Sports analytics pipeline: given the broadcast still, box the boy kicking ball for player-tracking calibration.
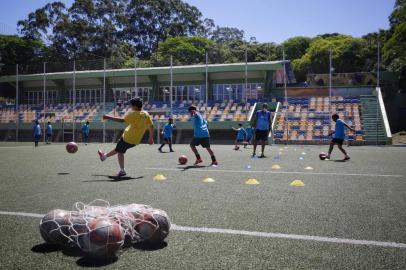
[158,118,175,152]
[232,123,246,150]
[326,114,355,160]
[98,98,154,177]
[188,105,218,166]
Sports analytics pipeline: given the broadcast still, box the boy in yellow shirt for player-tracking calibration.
[98,98,154,177]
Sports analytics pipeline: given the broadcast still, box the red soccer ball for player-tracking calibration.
[178,155,188,165]
[66,142,78,154]
[319,152,327,160]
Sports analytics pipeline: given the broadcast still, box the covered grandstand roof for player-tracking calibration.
[0,61,289,83]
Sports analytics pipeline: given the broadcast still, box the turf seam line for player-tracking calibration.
[1,210,405,249]
[145,168,404,178]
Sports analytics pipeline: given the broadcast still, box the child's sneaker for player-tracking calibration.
[209,161,218,167]
[98,150,106,161]
[194,158,203,166]
[116,169,127,177]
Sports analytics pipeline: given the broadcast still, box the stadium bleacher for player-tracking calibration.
[273,96,364,143]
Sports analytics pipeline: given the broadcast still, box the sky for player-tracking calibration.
[0,0,395,43]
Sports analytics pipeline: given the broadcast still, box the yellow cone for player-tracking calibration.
[153,174,167,181]
[304,166,313,170]
[290,179,305,187]
[203,178,215,183]
[271,164,281,170]
[246,178,260,185]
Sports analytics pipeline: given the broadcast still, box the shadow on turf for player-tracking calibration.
[57,172,70,175]
[177,165,206,171]
[133,241,168,251]
[32,243,118,267]
[84,175,144,182]
[31,243,64,253]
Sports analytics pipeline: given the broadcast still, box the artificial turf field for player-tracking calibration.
[0,142,405,269]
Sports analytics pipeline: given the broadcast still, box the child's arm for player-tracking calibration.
[343,122,355,131]
[147,125,154,145]
[232,127,238,131]
[103,114,125,123]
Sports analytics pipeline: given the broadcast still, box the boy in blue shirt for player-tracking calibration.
[232,123,246,150]
[82,121,90,145]
[188,106,218,166]
[327,114,354,160]
[158,118,175,152]
[46,122,53,144]
[245,124,254,147]
[34,120,41,147]
[252,103,272,158]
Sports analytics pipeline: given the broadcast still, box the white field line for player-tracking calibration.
[1,210,405,249]
[145,167,404,178]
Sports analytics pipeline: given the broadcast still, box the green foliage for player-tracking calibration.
[282,36,311,60]
[153,36,215,66]
[389,0,406,27]
[0,35,45,75]
[383,22,406,72]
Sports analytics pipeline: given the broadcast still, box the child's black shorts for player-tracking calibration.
[115,137,136,153]
[255,129,269,141]
[190,137,210,148]
[332,138,344,145]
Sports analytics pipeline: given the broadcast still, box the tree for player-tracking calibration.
[281,36,311,61]
[17,0,208,63]
[153,36,214,66]
[291,35,369,81]
[383,22,406,73]
[211,26,244,44]
[0,35,45,75]
[389,0,406,28]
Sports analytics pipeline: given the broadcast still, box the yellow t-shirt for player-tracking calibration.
[122,110,153,145]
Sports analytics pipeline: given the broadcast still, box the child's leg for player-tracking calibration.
[261,140,266,155]
[253,139,258,155]
[328,142,334,156]
[337,144,348,156]
[169,138,174,151]
[106,149,118,158]
[206,147,217,162]
[117,152,125,170]
[159,141,165,150]
[190,144,199,157]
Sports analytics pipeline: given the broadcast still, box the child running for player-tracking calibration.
[158,118,175,152]
[188,105,218,166]
[252,103,272,158]
[82,121,90,145]
[98,98,154,177]
[46,121,53,144]
[326,114,355,160]
[232,123,246,150]
[34,120,41,147]
[245,124,254,147]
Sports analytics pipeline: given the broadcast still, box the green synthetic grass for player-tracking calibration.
[0,143,405,269]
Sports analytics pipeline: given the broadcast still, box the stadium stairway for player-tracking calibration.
[360,95,387,144]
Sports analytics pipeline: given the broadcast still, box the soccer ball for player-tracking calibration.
[39,209,72,245]
[78,218,124,257]
[319,152,327,160]
[178,155,188,165]
[66,142,78,154]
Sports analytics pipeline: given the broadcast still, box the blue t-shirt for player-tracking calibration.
[334,119,345,139]
[255,110,271,130]
[34,124,41,136]
[192,113,210,138]
[46,124,53,135]
[82,124,90,135]
[246,127,254,138]
[163,123,174,138]
[236,127,246,140]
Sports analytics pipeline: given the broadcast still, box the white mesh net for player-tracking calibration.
[39,200,170,257]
